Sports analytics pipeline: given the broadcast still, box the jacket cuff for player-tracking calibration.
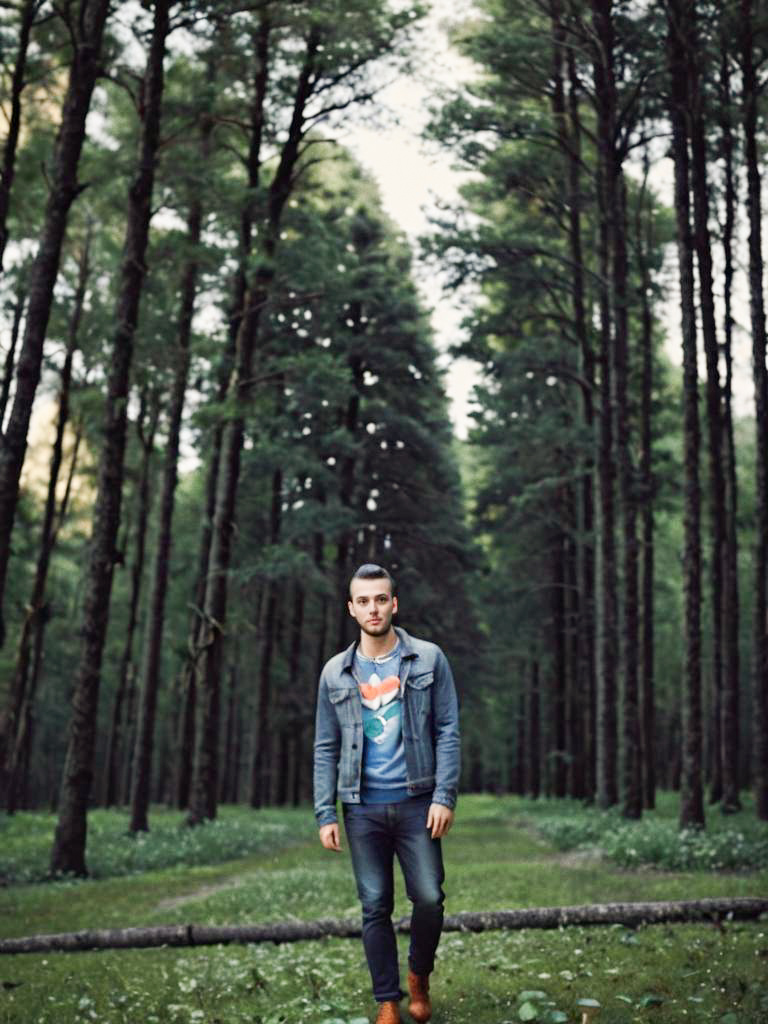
[316,806,339,827]
[430,789,456,811]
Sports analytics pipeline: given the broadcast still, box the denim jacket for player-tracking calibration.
[313,626,460,826]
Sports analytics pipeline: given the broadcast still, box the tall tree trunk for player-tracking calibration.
[514,688,526,795]
[566,44,597,805]
[50,0,172,875]
[565,520,584,798]
[740,0,768,821]
[102,392,160,807]
[0,230,90,807]
[0,288,27,432]
[335,353,363,651]
[681,6,727,808]
[528,659,541,799]
[286,581,306,806]
[129,192,203,833]
[0,0,42,269]
[220,655,239,804]
[718,46,741,814]
[591,0,641,820]
[591,8,618,813]
[187,28,320,826]
[551,525,567,798]
[551,6,589,802]
[175,666,196,809]
[314,527,329,678]
[0,0,111,648]
[667,0,705,830]
[250,464,283,808]
[635,156,656,811]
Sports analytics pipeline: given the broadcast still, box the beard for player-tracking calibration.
[360,614,393,637]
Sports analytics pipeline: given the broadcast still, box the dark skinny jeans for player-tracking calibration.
[343,794,445,1002]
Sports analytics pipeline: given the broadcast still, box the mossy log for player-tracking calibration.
[1,897,766,955]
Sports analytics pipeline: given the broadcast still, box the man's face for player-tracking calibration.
[348,577,398,637]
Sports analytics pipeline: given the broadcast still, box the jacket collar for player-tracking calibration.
[341,625,416,674]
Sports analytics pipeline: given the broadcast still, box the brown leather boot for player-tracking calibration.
[374,1000,401,1024]
[407,970,431,1023]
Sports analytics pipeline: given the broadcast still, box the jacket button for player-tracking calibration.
[352,743,358,750]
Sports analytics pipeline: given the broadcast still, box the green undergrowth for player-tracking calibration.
[1,794,767,1023]
[517,792,768,872]
[0,805,317,884]
[2,923,767,1024]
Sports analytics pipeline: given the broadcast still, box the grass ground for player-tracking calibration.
[1,794,767,1024]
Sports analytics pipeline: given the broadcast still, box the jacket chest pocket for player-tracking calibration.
[406,671,434,718]
[329,686,359,728]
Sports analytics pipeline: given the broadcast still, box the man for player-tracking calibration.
[313,564,460,1024]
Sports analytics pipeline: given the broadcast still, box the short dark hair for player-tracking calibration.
[349,563,396,598]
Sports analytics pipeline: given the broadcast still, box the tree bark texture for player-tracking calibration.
[3,898,766,956]
[0,0,111,649]
[286,580,306,805]
[250,462,283,809]
[50,0,172,875]
[635,159,656,811]
[667,0,705,830]
[566,44,596,803]
[591,0,641,820]
[551,525,567,798]
[682,7,727,809]
[129,191,203,833]
[528,659,541,798]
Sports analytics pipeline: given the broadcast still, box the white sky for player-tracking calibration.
[339,0,481,438]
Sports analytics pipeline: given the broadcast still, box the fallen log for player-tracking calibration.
[2,897,766,955]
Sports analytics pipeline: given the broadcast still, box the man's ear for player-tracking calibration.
[348,600,355,618]
[392,596,398,616]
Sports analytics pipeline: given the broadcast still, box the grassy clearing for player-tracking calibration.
[1,794,767,1024]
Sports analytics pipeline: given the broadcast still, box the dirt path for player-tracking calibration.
[154,876,246,912]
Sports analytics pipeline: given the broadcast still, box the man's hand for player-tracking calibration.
[319,823,341,852]
[426,803,454,839]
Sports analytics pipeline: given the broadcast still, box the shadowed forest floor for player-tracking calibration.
[1,795,767,1024]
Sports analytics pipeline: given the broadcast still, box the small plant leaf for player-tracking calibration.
[542,1010,568,1023]
[519,1000,540,1021]
[638,993,664,1007]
